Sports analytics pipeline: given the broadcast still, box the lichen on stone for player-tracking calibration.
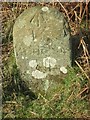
[60,66,67,74]
[22,56,24,59]
[26,70,30,74]
[43,57,56,68]
[58,46,61,50]
[41,7,49,12]
[29,60,37,69]
[32,70,47,79]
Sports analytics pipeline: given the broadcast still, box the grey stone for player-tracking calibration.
[13,6,71,95]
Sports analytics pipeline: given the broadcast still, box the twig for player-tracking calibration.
[5,101,17,104]
[29,111,39,117]
[76,86,88,98]
[57,0,70,21]
[66,91,74,103]
[78,37,90,68]
[75,60,90,81]
[68,4,79,15]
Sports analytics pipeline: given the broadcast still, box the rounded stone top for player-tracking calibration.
[13,6,65,32]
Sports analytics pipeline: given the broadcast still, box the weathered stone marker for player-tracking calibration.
[13,6,71,95]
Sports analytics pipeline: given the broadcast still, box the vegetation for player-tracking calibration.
[1,1,90,119]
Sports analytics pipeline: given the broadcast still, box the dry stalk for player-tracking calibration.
[76,86,89,98]
[79,3,83,19]
[85,0,89,29]
[57,0,70,21]
[66,91,74,103]
[75,37,90,85]
[68,4,79,15]
[29,111,39,117]
[75,60,89,80]
[78,37,90,68]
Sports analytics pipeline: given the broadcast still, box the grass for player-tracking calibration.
[1,2,90,119]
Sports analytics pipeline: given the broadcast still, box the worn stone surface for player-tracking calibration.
[13,6,71,95]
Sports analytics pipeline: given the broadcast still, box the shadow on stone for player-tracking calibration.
[18,80,37,100]
[10,64,37,101]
